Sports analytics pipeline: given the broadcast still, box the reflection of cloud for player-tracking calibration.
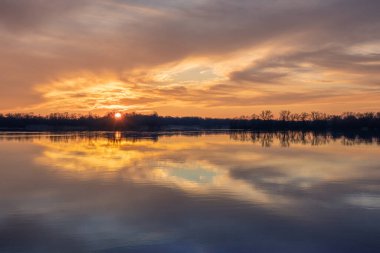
[34,135,283,205]
[345,195,380,209]
[32,133,380,209]
[1,133,380,252]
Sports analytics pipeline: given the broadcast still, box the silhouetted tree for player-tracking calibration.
[299,112,309,121]
[260,110,273,121]
[279,110,291,121]
[0,110,379,132]
[251,113,260,120]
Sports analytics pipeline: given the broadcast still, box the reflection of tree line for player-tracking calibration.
[229,131,380,147]
[0,131,224,143]
[0,131,379,147]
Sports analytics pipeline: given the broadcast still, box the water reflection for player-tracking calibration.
[1,130,379,146]
[0,132,379,253]
[229,131,380,147]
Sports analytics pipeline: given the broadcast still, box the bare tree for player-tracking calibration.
[299,112,309,121]
[260,110,273,121]
[279,110,291,121]
[342,112,355,119]
[290,113,300,121]
[251,113,260,120]
[311,111,325,121]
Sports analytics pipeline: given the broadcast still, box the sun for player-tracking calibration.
[114,112,122,119]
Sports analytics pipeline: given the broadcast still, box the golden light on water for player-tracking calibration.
[29,133,380,209]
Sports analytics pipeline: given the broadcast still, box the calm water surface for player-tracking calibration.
[0,132,379,253]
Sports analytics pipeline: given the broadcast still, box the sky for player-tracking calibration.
[0,0,380,117]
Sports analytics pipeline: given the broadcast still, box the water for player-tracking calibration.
[0,131,379,253]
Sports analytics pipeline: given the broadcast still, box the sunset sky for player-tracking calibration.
[1,0,380,117]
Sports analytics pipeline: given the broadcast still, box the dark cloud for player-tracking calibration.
[230,70,289,84]
[0,0,88,31]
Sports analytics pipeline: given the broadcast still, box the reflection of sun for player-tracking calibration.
[115,112,122,119]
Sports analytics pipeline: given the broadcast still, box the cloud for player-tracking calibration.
[0,0,380,114]
[230,46,380,85]
[0,0,88,31]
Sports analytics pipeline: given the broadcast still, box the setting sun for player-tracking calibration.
[114,112,122,119]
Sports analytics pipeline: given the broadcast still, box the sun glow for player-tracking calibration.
[114,112,122,119]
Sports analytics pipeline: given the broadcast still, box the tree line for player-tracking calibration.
[0,111,379,132]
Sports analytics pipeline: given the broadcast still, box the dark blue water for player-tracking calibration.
[0,132,379,253]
